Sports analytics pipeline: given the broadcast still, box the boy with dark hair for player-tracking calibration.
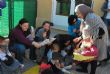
[68,15,81,38]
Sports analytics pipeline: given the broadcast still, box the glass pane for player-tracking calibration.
[56,2,60,15]
[56,1,70,16]
[0,1,9,36]
[62,3,70,15]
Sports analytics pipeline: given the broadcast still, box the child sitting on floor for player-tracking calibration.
[47,40,73,74]
[39,57,53,74]
[0,36,21,73]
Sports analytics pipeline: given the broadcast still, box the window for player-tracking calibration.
[76,0,92,7]
[56,0,71,16]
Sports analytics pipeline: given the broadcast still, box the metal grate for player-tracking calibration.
[0,0,24,36]
[0,1,9,36]
[14,1,24,27]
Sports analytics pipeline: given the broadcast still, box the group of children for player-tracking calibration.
[26,20,77,74]
[39,34,75,74]
[0,33,75,74]
[0,14,107,74]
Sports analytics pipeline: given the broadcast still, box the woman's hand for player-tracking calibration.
[32,41,41,48]
[73,37,82,43]
[43,32,47,38]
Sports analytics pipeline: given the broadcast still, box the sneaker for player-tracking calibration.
[32,60,37,63]
[20,64,24,69]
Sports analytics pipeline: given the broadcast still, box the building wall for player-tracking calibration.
[36,0,52,27]
[36,0,105,28]
[93,0,104,16]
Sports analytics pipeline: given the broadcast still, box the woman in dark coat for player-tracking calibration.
[9,18,40,64]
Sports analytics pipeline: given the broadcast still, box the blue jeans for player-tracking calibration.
[9,43,26,64]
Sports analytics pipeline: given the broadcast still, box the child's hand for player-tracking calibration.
[73,29,80,33]
[43,32,47,38]
[74,48,82,53]
[55,63,61,69]
[60,63,64,68]
[73,29,77,33]
[32,42,41,48]
[55,60,61,69]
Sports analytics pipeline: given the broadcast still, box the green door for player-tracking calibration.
[24,0,37,27]
[0,0,37,36]
[0,0,9,36]
[14,0,24,27]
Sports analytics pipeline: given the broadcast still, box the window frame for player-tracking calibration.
[56,0,71,16]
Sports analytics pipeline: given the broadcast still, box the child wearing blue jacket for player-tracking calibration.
[68,15,81,39]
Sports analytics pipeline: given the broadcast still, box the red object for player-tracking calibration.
[81,45,98,57]
[39,63,51,70]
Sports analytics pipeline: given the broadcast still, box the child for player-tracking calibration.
[0,36,21,74]
[68,15,81,39]
[54,34,74,66]
[47,40,72,74]
[39,57,52,74]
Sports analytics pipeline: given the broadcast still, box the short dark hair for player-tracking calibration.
[52,52,63,61]
[52,34,72,51]
[16,18,29,28]
[68,15,78,25]
[19,18,29,25]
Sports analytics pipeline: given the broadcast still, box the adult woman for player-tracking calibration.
[32,21,53,64]
[74,4,109,74]
[34,21,53,42]
[8,18,41,64]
